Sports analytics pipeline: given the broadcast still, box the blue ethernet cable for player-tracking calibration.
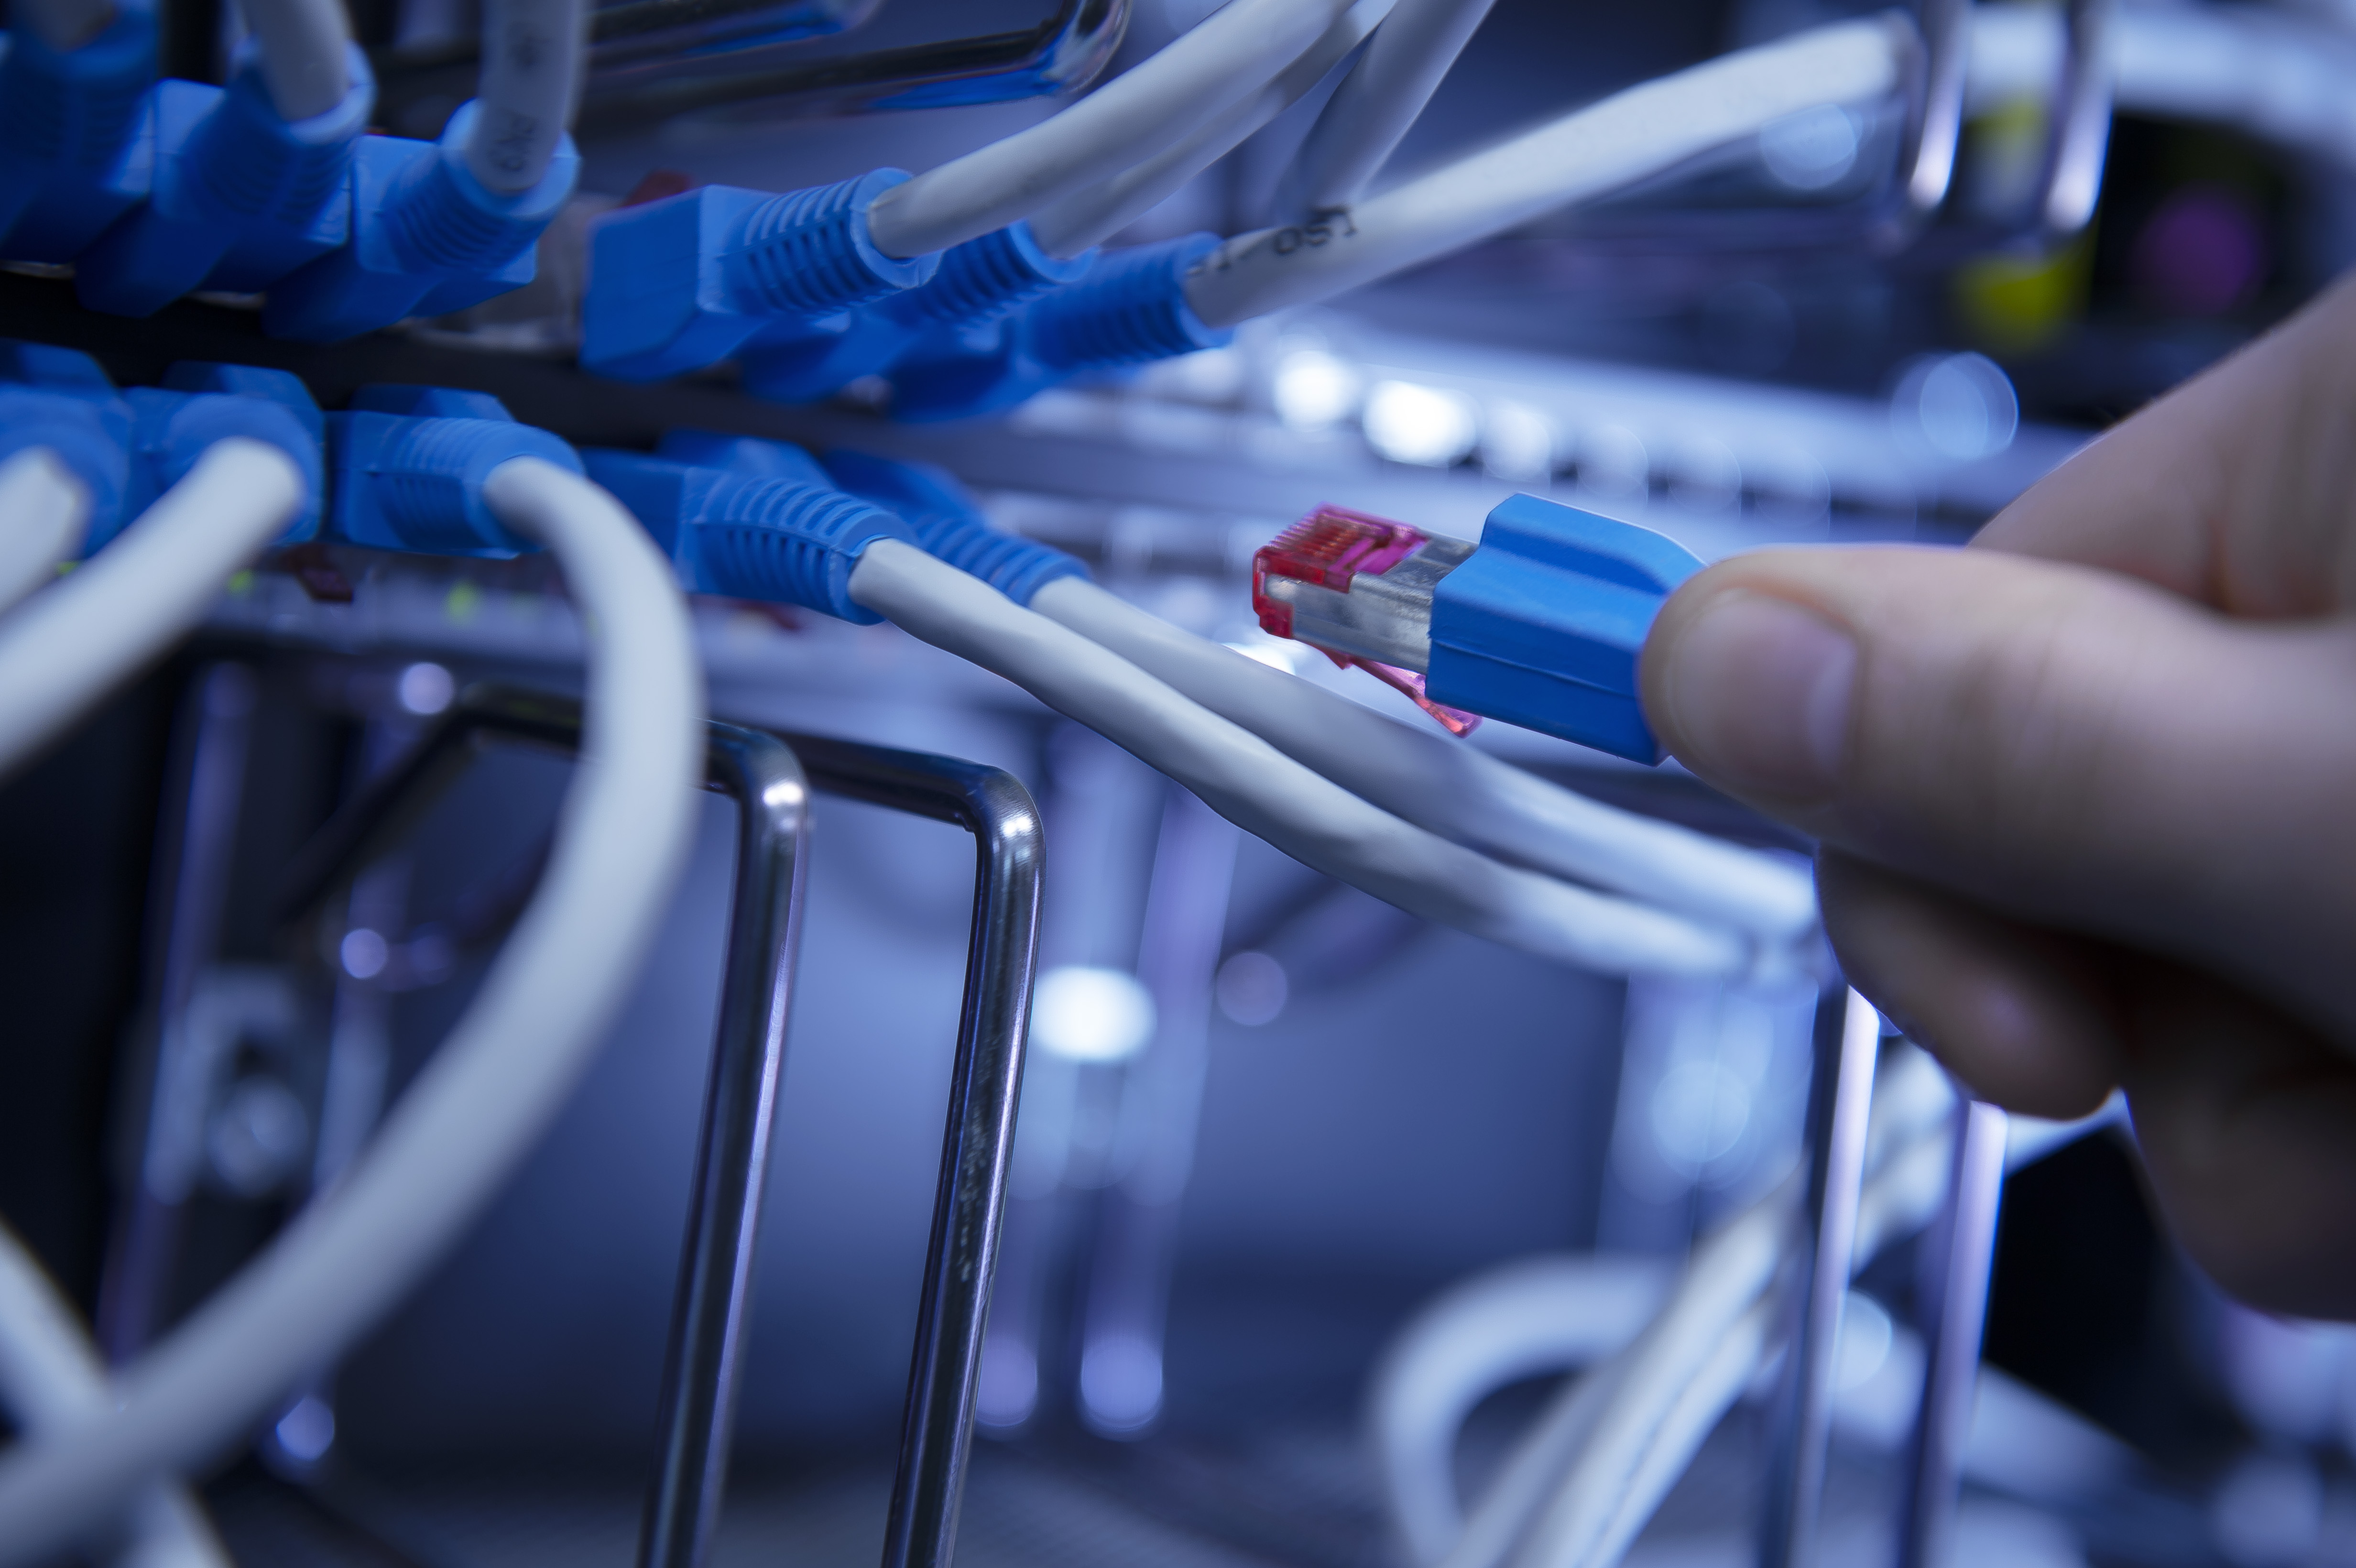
[581,436,916,620]
[738,221,1093,404]
[579,170,940,383]
[326,384,578,557]
[264,99,581,343]
[1252,495,1705,763]
[0,0,158,261]
[887,232,1231,422]
[73,38,374,317]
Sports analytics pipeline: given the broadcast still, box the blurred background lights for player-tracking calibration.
[1760,104,1861,191]
[1031,965,1157,1063]
[1893,351,2020,461]
[1214,950,1288,1025]
[397,660,454,715]
[1649,1058,1752,1176]
[1575,423,1651,506]
[1481,399,1557,482]
[1362,380,1480,467]
[1270,347,1363,430]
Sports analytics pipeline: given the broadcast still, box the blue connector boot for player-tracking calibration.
[741,221,1091,404]
[265,99,580,342]
[0,0,157,260]
[820,449,1086,606]
[0,340,132,544]
[579,170,938,383]
[74,40,373,316]
[327,384,578,557]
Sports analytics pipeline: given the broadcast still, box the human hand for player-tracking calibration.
[1637,276,2356,1317]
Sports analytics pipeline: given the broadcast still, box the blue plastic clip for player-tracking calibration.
[0,340,131,546]
[1426,495,1703,764]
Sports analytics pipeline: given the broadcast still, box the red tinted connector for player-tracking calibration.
[1253,505,1427,638]
[1250,504,1481,736]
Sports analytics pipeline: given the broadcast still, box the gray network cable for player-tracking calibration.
[0,448,89,614]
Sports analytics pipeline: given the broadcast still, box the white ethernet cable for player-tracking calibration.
[10,0,116,50]
[850,539,1749,979]
[1028,0,1397,259]
[0,439,302,783]
[0,449,90,616]
[1440,1062,2126,1568]
[863,0,1362,260]
[0,459,702,1568]
[0,1223,229,1568]
[466,0,589,194]
[237,0,357,122]
[1278,0,1500,222]
[1183,14,1912,328]
[1027,576,1820,958]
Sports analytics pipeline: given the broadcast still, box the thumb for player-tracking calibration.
[1638,544,2356,1037]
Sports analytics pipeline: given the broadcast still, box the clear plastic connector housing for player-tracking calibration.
[1252,504,1480,734]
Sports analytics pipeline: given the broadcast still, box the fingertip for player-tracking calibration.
[1817,849,2124,1120]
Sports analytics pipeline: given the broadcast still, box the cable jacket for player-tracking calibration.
[1281,0,1498,219]
[852,540,1744,977]
[0,459,702,1567]
[465,0,587,194]
[1029,577,1816,958]
[0,449,89,615]
[0,1223,229,1568]
[1028,0,1395,258]
[864,0,1359,259]
[236,0,355,121]
[1184,15,1909,327]
[0,439,300,783]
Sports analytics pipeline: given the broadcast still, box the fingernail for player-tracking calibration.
[1657,590,1855,795]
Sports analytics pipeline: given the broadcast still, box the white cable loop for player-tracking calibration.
[0,458,702,1567]
[864,0,1360,259]
[1028,0,1396,259]
[466,0,588,194]
[852,541,1747,977]
[0,439,301,784]
[1279,0,1499,221]
[0,449,90,616]
[237,0,356,121]
[1183,15,1911,327]
[1029,577,1818,956]
[0,1224,229,1568]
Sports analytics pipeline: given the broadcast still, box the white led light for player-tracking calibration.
[1892,351,2020,462]
[1272,348,1363,430]
[1759,104,1860,191]
[1031,965,1157,1063]
[397,661,455,715]
[1363,380,1479,468]
[340,927,389,980]
[1482,400,1557,483]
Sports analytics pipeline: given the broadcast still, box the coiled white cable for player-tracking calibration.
[0,459,702,1567]
[851,540,1747,978]
[863,0,1361,260]
[238,0,356,121]
[1027,0,1397,259]
[0,439,301,783]
[1279,0,1499,221]
[1183,14,1911,327]
[1028,576,1819,958]
[0,449,90,615]
[466,0,588,194]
